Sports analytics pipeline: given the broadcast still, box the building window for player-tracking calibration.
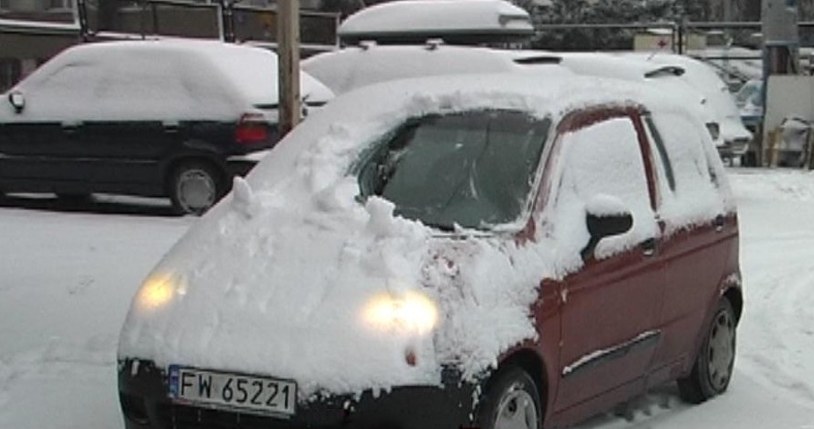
[0,58,23,92]
[47,0,73,11]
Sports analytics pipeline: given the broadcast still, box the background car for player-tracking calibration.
[118,73,742,429]
[0,40,334,214]
[303,45,725,154]
[622,52,754,164]
[736,78,763,132]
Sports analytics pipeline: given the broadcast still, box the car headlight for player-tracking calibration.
[363,290,438,335]
[135,273,183,311]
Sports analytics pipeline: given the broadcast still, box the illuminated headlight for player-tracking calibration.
[135,273,184,311]
[363,290,438,335]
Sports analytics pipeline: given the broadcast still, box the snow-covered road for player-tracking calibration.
[1,169,813,428]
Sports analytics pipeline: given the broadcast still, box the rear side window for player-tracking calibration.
[649,112,726,229]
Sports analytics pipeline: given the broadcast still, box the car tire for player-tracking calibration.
[476,366,542,429]
[169,161,225,216]
[677,298,737,404]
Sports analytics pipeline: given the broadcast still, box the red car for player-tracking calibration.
[118,72,741,429]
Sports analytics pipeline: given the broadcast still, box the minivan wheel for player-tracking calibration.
[476,367,542,429]
[169,161,224,216]
[678,298,737,404]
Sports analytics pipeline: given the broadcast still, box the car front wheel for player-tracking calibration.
[169,161,225,215]
[678,298,737,404]
[477,367,542,429]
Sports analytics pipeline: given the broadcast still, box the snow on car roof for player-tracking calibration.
[337,0,534,40]
[10,39,333,120]
[302,44,565,95]
[119,72,732,400]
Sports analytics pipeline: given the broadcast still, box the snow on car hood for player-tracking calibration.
[117,73,709,399]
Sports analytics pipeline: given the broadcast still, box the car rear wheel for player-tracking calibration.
[678,298,737,404]
[476,367,542,429]
[169,161,225,216]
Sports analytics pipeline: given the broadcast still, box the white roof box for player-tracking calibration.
[338,0,535,45]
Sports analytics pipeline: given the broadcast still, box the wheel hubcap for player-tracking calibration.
[707,309,736,391]
[494,384,537,429]
[177,169,216,213]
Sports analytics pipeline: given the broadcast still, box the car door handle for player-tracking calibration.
[714,215,725,232]
[61,122,80,133]
[641,238,657,257]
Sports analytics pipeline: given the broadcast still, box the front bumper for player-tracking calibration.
[118,359,478,429]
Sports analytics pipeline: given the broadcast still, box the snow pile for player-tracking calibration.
[118,73,734,398]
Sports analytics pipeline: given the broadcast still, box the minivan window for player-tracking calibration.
[358,110,550,230]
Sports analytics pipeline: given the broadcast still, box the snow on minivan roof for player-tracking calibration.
[301,44,566,95]
[14,39,333,117]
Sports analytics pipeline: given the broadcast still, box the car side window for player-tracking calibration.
[550,115,657,259]
[24,62,106,119]
[648,112,726,229]
[642,114,676,193]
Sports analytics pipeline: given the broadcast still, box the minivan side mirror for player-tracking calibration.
[8,91,25,114]
[580,195,633,261]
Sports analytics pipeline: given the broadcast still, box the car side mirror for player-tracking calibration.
[8,91,25,113]
[580,195,633,261]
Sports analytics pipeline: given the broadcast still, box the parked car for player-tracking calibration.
[735,78,763,132]
[621,53,754,164]
[117,73,742,429]
[0,40,334,214]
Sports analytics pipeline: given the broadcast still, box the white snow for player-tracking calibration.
[3,168,814,428]
[337,0,533,38]
[2,40,334,122]
[302,44,567,96]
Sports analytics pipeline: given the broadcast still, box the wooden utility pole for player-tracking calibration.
[277,0,301,137]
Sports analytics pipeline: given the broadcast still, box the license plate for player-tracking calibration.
[168,366,296,416]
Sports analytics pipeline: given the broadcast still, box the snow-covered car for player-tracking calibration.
[621,53,754,163]
[117,73,742,429]
[0,40,334,215]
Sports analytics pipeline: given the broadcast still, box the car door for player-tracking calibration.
[545,109,666,413]
[0,60,104,191]
[641,112,737,378]
[0,118,79,191]
[78,120,177,194]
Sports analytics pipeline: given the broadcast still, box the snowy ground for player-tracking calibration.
[1,169,813,428]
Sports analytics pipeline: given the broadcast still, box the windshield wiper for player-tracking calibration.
[421,221,455,232]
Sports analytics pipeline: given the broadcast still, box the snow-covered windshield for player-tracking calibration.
[357,110,550,231]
